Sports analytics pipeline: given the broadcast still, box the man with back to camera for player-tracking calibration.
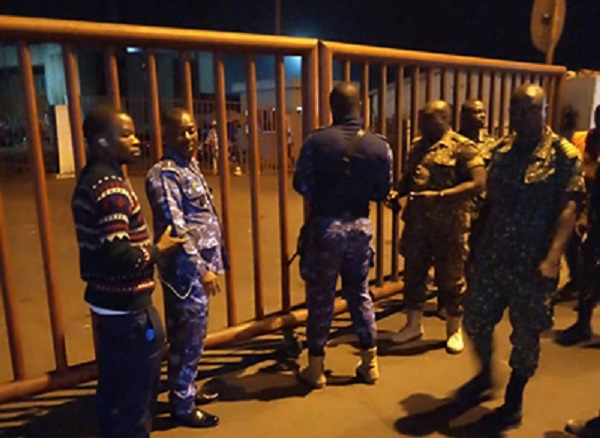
[293,82,392,388]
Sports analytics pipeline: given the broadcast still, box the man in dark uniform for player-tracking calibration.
[563,161,600,437]
[146,108,223,428]
[556,104,600,345]
[459,84,585,430]
[389,101,485,355]
[293,82,392,388]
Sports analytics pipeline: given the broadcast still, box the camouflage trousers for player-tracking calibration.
[463,259,555,378]
[400,220,468,316]
[162,278,209,416]
[300,216,376,356]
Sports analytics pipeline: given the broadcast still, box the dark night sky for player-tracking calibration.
[1,0,598,70]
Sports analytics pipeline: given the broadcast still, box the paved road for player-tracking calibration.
[0,298,598,438]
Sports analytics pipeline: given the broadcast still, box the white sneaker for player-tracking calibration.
[446,317,464,354]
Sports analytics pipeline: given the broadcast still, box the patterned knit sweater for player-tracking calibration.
[71,161,158,311]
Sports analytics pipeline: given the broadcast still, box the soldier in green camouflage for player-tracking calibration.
[459,99,497,167]
[390,100,486,355]
[457,84,585,431]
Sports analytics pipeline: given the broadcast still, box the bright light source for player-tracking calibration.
[296,106,303,112]
[126,47,142,54]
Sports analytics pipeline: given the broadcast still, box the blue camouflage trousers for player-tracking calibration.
[300,216,376,356]
[162,278,209,416]
[463,259,554,378]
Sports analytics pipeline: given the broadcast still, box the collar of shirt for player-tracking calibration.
[89,159,124,176]
[332,117,364,129]
[419,129,455,152]
[532,127,557,159]
[163,147,192,168]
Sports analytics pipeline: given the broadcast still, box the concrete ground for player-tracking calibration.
[0,298,598,438]
[1,172,598,437]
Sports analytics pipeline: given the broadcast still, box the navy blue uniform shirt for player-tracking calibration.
[293,118,393,218]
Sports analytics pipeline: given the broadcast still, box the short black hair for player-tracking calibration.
[559,106,578,133]
[330,82,360,120]
[162,107,189,131]
[83,105,119,148]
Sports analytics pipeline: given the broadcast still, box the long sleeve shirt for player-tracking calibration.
[293,118,393,218]
[146,149,225,291]
[71,161,158,311]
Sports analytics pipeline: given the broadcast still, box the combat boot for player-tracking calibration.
[565,416,600,437]
[356,347,379,384]
[482,371,528,431]
[555,322,592,346]
[446,316,464,354]
[391,310,423,344]
[298,355,326,389]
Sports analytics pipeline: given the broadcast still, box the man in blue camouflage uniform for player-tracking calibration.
[146,108,224,428]
[388,101,486,355]
[457,84,585,431]
[293,82,392,389]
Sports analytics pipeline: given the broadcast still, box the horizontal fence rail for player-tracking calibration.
[318,40,567,298]
[0,15,566,403]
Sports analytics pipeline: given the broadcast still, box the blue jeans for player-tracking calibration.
[94,305,165,438]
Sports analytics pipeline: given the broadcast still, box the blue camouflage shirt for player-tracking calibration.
[146,148,225,287]
[293,118,393,218]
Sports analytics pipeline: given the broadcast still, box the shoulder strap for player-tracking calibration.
[341,129,365,176]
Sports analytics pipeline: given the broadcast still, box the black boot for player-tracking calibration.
[565,416,600,437]
[556,293,594,346]
[555,322,593,346]
[483,371,527,430]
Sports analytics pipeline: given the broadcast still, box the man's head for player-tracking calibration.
[509,84,546,140]
[163,108,198,160]
[330,82,360,123]
[559,106,578,139]
[460,99,486,132]
[83,105,140,165]
[420,100,451,143]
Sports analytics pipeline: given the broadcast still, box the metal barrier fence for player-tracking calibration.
[318,41,566,290]
[0,16,566,403]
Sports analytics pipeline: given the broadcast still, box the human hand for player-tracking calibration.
[575,217,588,237]
[538,257,560,280]
[202,271,221,296]
[156,225,186,253]
[384,190,402,212]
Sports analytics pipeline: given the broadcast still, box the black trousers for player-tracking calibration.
[94,305,165,438]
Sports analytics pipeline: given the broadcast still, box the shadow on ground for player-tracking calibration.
[0,334,314,437]
[0,386,99,438]
[393,393,524,438]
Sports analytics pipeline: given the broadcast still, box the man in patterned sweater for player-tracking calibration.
[71,105,183,438]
